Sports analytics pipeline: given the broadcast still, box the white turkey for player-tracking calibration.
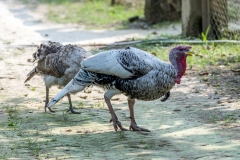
[47,45,192,131]
[25,41,92,114]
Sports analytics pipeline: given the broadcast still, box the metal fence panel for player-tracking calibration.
[210,0,240,40]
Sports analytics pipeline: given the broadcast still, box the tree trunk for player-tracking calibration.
[182,0,202,37]
[144,0,181,24]
[111,0,115,6]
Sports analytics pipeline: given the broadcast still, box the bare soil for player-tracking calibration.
[0,0,239,159]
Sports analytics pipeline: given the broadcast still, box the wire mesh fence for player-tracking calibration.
[210,0,240,40]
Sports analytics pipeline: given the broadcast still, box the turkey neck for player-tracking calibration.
[170,56,187,84]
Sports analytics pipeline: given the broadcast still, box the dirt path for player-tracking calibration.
[0,0,181,46]
[0,0,240,160]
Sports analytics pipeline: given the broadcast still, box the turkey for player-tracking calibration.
[47,46,192,132]
[25,41,92,114]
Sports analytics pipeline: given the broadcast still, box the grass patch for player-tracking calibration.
[21,0,144,29]
[3,105,18,113]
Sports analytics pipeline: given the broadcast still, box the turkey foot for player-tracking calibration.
[66,108,81,114]
[45,93,81,114]
[46,104,80,114]
[160,91,170,102]
[110,116,127,131]
[129,117,151,132]
[46,106,56,113]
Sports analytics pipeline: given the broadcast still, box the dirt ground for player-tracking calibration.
[0,0,240,160]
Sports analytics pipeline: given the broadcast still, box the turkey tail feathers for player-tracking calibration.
[24,67,38,83]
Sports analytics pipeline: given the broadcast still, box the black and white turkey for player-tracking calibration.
[47,46,192,131]
[25,41,91,114]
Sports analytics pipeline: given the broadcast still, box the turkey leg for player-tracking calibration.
[104,95,127,131]
[128,98,150,132]
[66,93,81,114]
[44,86,55,113]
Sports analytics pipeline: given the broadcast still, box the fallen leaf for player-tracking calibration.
[217,100,233,104]
[151,31,157,34]
[199,72,209,76]
[84,89,92,93]
[79,95,87,99]
[212,84,220,87]
[226,100,234,103]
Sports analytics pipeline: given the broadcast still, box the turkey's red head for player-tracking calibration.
[169,46,192,84]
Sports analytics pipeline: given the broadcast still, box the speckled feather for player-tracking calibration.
[25,41,92,89]
[74,47,177,100]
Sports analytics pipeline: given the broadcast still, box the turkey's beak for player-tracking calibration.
[186,51,193,56]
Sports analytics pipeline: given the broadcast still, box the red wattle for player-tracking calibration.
[174,78,181,84]
[181,57,187,76]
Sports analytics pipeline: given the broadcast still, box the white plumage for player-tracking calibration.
[82,51,133,78]
[25,41,91,113]
[47,45,192,132]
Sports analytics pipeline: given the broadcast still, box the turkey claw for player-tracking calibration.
[110,118,127,131]
[129,122,151,132]
[45,106,56,113]
[67,108,81,114]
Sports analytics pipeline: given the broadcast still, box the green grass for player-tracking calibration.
[133,43,240,70]
[22,0,144,29]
